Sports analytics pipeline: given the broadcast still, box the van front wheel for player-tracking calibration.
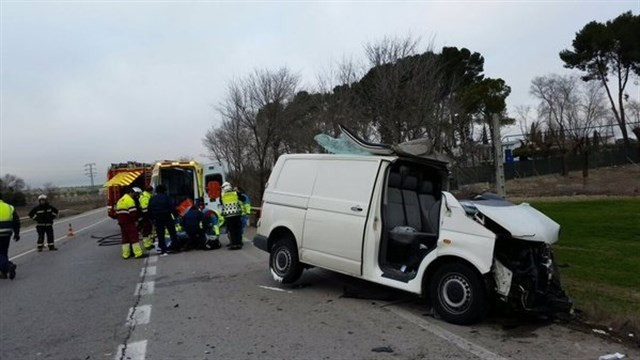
[270,238,303,284]
[430,262,487,325]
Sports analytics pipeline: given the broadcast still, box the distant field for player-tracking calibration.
[532,198,640,333]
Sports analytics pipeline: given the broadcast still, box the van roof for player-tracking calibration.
[279,153,397,162]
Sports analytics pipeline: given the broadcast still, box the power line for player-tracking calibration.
[84,163,96,187]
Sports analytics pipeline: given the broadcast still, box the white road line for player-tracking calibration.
[126,305,152,327]
[147,255,158,264]
[9,218,109,261]
[134,281,155,296]
[389,306,507,360]
[116,340,147,360]
[258,285,292,293]
[20,207,106,235]
[142,266,156,277]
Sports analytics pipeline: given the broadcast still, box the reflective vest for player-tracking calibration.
[0,200,16,236]
[241,194,251,216]
[115,194,137,218]
[221,191,242,217]
[139,191,152,213]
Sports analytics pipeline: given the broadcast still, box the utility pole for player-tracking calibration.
[492,114,506,198]
[84,163,96,187]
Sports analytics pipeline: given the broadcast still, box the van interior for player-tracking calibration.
[379,160,444,282]
[160,167,196,206]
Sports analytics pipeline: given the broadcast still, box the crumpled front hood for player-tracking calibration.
[473,202,561,244]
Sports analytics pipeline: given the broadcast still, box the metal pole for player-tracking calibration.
[492,114,506,198]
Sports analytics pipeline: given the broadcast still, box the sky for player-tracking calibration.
[1,1,638,187]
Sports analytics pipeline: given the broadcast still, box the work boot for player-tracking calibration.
[48,245,58,251]
[37,245,44,252]
[132,243,144,258]
[8,264,16,280]
[122,244,131,259]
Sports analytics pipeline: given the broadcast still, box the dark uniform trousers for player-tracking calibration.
[36,225,55,248]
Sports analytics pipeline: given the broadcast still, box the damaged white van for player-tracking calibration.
[253,126,572,325]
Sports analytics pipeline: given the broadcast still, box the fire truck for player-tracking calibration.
[105,160,226,218]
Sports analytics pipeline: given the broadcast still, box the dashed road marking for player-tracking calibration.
[135,281,155,296]
[389,306,507,360]
[148,255,158,264]
[9,218,109,261]
[126,305,152,327]
[142,266,156,277]
[116,340,147,360]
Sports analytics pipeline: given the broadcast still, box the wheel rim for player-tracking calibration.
[273,247,291,275]
[439,273,472,315]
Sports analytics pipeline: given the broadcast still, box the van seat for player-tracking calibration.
[401,176,422,231]
[418,181,438,234]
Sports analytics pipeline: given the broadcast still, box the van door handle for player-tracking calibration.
[350,205,363,212]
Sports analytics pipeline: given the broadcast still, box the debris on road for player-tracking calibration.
[593,329,609,336]
[371,346,394,353]
[598,352,626,360]
[258,285,292,293]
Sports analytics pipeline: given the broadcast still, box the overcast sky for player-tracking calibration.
[1,1,638,187]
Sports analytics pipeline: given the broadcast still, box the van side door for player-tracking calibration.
[301,158,381,276]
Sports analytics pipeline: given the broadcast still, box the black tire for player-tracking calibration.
[269,237,303,284]
[430,262,488,325]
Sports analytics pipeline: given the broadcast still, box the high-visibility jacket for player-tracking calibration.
[0,200,20,237]
[28,203,59,225]
[221,191,242,217]
[139,191,152,213]
[115,194,138,222]
[240,193,251,216]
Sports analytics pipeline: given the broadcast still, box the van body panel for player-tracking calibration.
[438,192,495,274]
[301,158,381,276]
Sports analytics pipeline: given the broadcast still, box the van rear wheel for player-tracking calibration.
[270,237,303,284]
[430,262,487,325]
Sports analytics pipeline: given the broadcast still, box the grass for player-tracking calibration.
[531,198,640,333]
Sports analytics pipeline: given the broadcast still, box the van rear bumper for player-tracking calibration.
[253,234,269,253]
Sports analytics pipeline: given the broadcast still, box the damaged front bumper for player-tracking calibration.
[492,241,573,315]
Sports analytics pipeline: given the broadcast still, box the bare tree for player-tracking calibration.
[531,74,607,177]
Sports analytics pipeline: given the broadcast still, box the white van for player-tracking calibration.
[253,127,572,325]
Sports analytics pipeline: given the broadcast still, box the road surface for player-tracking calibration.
[0,208,637,359]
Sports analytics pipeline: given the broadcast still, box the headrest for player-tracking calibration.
[388,173,402,188]
[418,181,433,194]
[403,176,418,190]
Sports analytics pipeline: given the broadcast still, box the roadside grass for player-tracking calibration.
[531,198,640,333]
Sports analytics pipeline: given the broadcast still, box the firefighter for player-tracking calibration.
[0,193,20,280]
[139,186,154,250]
[148,184,177,256]
[116,187,144,259]
[220,182,243,250]
[28,194,59,251]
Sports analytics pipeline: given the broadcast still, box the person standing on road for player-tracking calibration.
[139,186,154,250]
[0,193,20,280]
[148,184,178,256]
[28,194,59,252]
[220,182,243,250]
[237,187,251,240]
[116,188,144,259]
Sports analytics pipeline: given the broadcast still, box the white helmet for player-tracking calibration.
[38,194,47,201]
[221,182,232,191]
[132,187,142,193]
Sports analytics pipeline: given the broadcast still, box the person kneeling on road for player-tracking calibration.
[0,193,20,279]
[28,194,59,251]
[182,203,205,250]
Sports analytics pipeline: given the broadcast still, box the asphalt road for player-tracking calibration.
[1,208,638,360]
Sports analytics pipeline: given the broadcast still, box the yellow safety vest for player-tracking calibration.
[139,191,152,212]
[0,200,16,236]
[221,191,242,217]
[115,194,137,216]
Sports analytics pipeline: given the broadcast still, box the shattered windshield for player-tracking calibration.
[314,133,372,155]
